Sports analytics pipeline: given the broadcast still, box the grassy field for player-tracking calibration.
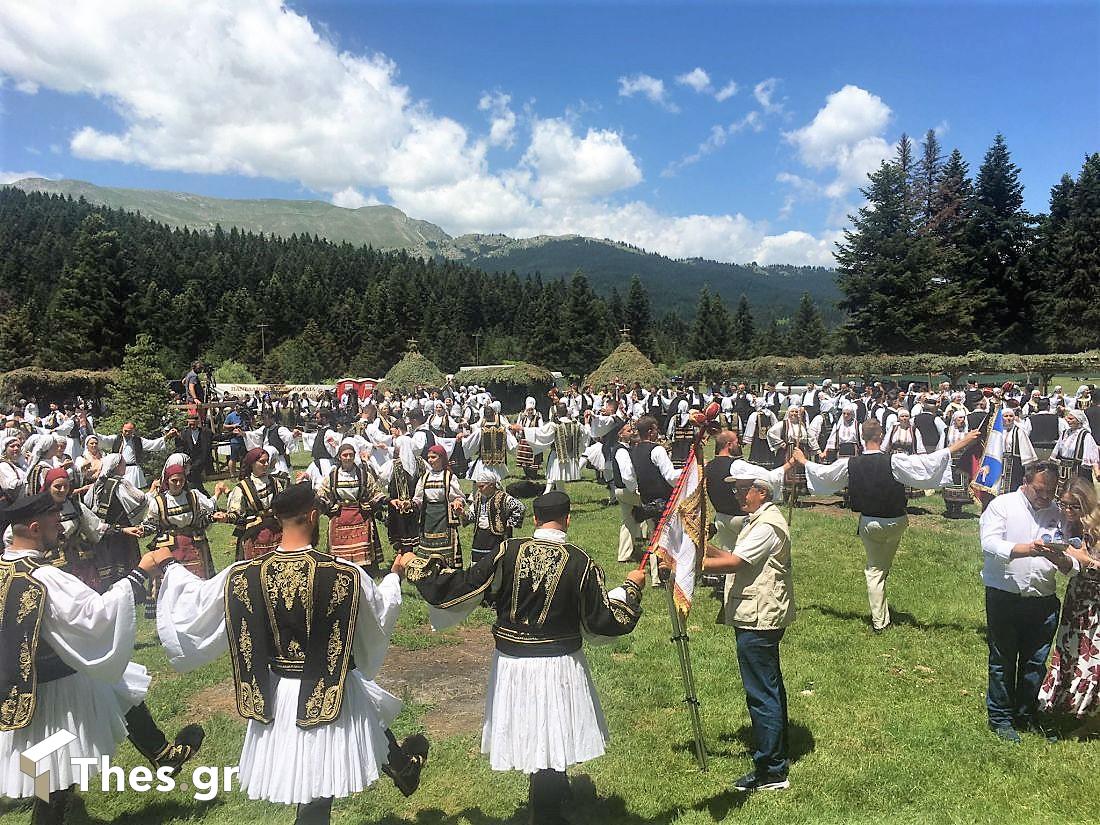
[3,456,1098,825]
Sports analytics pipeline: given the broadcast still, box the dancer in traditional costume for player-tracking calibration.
[245,409,301,477]
[82,454,148,588]
[942,411,975,518]
[515,397,544,480]
[400,491,645,825]
[462,403,516,483]
[141,463,222,581]
[464,467,525,566]
[318,439,389,572]
[39,466,108,590]
[156,483,426,825]
[25,434,68,495]
[665,400,695,470]
[0,492,201,825]
[97,422,176,488]
[227,447,288,562]
[378,434,424,558]
[744,400,779,468]
[413,445,465,567]
[0,435,27,502]
[767,403,821,498]
[1052,409,1098,496]
[516,403,591,494]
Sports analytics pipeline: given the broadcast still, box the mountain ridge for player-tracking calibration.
[7,177,840,319]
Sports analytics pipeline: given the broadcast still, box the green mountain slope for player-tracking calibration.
[8,178,840,318]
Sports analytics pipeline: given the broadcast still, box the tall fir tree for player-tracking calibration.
[790,294,827,356]
[100,334,168,433]
[731,294,756,358]
[915,129,944,231]
[689,288,715,360]
[962,134,1034,350]
[1035,154,1100,349]
[623,275,653,356]
[40,213,125,369]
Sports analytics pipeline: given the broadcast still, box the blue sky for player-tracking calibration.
[1,1,1097,265]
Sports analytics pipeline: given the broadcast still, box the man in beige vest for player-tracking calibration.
[702,464,794,792]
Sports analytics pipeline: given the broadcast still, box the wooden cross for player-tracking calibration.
[406,338,419,352]
[619,324,631,342]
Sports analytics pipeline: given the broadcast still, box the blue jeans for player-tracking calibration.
[734,627,788,777]
[984,587,1059,730]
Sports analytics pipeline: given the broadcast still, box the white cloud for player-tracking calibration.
[0,1,840,266]
[676,67,711,94]
[330,187,380,209]
[14,79,37,93]
[784,85,890,169]
[753,78,784,114]
[617,73,678,112]
[715,81,738,102]
[0,170,53,183]
[752,229,842,267]
[522,118,642,200]
[478,91,516,148]
[662,111,764,177]
[781,84,894,202]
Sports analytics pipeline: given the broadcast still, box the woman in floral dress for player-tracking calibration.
[1039,476,1100,736]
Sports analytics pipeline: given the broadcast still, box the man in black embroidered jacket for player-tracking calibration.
[399,490,646,825]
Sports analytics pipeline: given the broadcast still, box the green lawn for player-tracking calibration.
[4,459,1097,825]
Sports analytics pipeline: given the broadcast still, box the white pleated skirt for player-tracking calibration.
[238,670,401,805]
[481,650,609,774]
[0,663,149,799]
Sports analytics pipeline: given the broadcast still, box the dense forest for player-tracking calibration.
[0,132,1094,383]
[836,132,1099,354]
[0,189,829,381]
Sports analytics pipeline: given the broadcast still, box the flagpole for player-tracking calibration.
[639,442,708,771]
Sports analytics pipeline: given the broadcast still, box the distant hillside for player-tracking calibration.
[8,178,840,319]
[9,178,450,255]
[451,233,840,320]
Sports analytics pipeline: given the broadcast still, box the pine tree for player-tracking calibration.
[689,288,715,360]
[915,129,944,231]
[100,334,169,433]
[40,213,124,368]
[623,275,653,356]
[790,294,827,356]
[607,287,624,329]
[0,303,36,368]
[1036,154,1100,349]
[962,134,1034,350]
[731,294,755,357]
[708,294,735,359]
[835,158,934,352]
[560,272,609,377]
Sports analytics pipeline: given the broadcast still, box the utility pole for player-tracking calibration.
[473,330,482,366]
[257,323,269,358]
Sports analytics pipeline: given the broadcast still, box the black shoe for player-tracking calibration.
[1022,722,1059,742]
[382,732,429,797]
[990,725,1021,744]
[733,771,789,792]
[872,622,892,634]
[155,724,206,776]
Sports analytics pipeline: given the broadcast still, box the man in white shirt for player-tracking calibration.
[979,461,1077,743]
[794,420,979,632]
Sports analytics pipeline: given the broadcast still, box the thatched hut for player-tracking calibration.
[377,342,445,394]
[455,362,555,413]
[0,368,117,405]
[586,342,664,389]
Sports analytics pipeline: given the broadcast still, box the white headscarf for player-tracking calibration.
[393,435,418,478]
[472,466,499,485]
[525,396,536,410]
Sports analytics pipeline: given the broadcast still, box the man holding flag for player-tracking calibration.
[700,464,795,792]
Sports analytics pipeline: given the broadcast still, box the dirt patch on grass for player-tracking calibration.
[378,626,493,738]
[181,626,494,738]
[187,681,241,721]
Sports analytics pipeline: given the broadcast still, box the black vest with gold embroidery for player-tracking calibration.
[0,557,76,730]
[224,550,360,729]
[492,536,595,657]
[479,421,509,466]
